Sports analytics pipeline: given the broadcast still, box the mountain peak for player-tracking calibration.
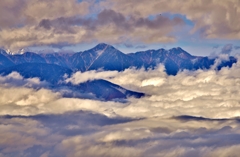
[93,43,114,50]
[169,47,190,54]
[0,49,7,55]
[97,43,109,46]
[168,47,194,59]
[169,47,184,51]
[0,48,15,55]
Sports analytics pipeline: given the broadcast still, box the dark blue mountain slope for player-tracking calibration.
[39,53,73,68]
[129,47,237,75]
[86,43,135,71]
[0,62,144,101]
[70,43,135,72]
[0,53,15,70]
[0,43,237,100]
[52,79,144,101]
[0,44,237,75]
[77,79,144,100]
[0,63,72,84]
[9,52,46,64]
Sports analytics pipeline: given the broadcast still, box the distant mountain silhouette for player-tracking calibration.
[0,44,237,100]
[0,44,237,74]
[0,63,72,84]
[0,61,144,101]
[56,79,144,101]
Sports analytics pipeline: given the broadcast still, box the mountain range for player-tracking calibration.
[0,43,237,101]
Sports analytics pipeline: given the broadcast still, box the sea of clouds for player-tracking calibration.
[1,57,240,157]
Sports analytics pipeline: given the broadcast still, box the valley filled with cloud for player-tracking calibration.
[1,56,240,156]
[1,0,240,156]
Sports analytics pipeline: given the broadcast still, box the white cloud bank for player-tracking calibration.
[1,59,240,156]
[1,59,240,118]
[65,70,119,84]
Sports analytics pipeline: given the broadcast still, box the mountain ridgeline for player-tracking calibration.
[0,43,237,101]
[0,43,236,75]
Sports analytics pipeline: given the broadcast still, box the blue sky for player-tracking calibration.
[0,0,239,56]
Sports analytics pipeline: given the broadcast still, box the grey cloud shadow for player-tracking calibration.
[92,129,240,154]
[173,115,240,122]
[173,115,230,121]
[1,111,143,136]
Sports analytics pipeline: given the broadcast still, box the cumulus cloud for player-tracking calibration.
[0,0,90,29]
[0,72,48,88]
[106,60,240,119]
[2,59,240,119]
[0,86,60,114]
[1,114,240,156]
[0,0,90,52]
[1,58,240,118]
[0,25,88,52]
[0,0,240,52]
[0,8,184,52]
[65,70,119,84]
[1,56,240,156]
[101,0,240,40]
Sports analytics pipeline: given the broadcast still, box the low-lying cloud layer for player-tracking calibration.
[65,70,119,85]
[1,57,240,156]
